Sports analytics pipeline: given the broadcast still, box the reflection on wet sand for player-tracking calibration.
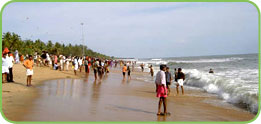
[22,74,162,121]
[157,115,166,121]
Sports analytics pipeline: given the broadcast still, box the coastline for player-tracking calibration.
[1,64,256,122]
[2,64,81,121]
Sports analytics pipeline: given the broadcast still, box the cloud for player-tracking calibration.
[2,2,258,58]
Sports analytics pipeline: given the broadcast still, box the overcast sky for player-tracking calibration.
[2,2,258,58]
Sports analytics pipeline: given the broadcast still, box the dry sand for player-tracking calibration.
[1,64,256,122]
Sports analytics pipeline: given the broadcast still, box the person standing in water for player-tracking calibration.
[176,68,185,95]
[155,64,170,116]
[209,68,214,73]
[165,67,172,95]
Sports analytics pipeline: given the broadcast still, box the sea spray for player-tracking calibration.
[184,69,258,114]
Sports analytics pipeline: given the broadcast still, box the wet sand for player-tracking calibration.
[1,64,256,122]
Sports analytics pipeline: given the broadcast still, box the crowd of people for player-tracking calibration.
[2,48,140,85]
[2,48,190,117]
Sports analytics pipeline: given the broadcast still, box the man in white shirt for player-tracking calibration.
[155,64,170,116]
[7,52,14,82]
[74,57,78,75]
[2,53,9,83]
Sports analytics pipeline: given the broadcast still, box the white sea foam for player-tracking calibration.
[136,59,168,65]
[183,69,258,114]
[168,57,244,64]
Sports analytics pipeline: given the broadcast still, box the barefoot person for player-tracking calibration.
[23,55,34,86]
[176,68,185,95]
[165,67,172,95]
[155,64,170,116]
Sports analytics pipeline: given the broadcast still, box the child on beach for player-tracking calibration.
[176,68,185,95]
[23,55,34,86]
[155,64,170,116]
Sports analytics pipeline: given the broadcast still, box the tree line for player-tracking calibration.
[2,32,111,59]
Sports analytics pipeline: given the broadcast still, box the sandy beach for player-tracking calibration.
[1,64,256,122]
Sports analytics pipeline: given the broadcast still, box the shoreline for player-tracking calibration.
[2,64,82,121]
[1,64,256,122]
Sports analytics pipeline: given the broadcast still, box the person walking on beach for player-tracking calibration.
[93,59,99,80]
[7,52,14,82]
[65,56,70,71]
[15,50,19,64]
[73,57,78,75]
[20,54,24,63]
[23,55,34,86]
[127,65,131,79]
[2,53,9,83]
[78,57,83,72]
[165,67,172,95]
[155,64,170,116]
[176,68,185,95]
[84,57,89,74]
[149,65,154,77]
[122,64,127,79]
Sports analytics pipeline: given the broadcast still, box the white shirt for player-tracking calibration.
[74,59,78,66]
[7,56,14,68]
[78,59,83,65]
[46,53,50,61]
[155,70,166,86]
[2,57,9,67]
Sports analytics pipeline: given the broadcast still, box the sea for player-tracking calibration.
[135,53,259,114]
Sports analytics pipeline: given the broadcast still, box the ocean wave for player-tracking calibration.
[183,69,258,114]
[136,60,168,65]
[167,57,244,64]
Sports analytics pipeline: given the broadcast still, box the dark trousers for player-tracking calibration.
[7,67,13,82]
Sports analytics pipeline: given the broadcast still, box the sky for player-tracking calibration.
[2,2,259,58]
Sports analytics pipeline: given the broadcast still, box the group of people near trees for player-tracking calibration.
[3,47,188,117]
[2,48,133,86]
